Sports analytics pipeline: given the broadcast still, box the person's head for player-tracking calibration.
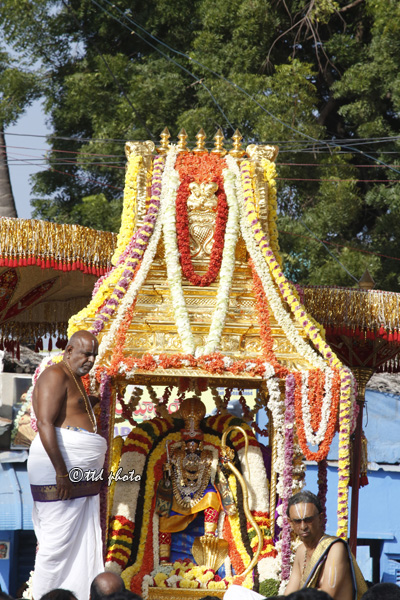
[90,573,125,600]
[64,330,98,377]
[287,490,324,546]
[40,590,77,600]
[286,590,333,600]
[361,583,400,600]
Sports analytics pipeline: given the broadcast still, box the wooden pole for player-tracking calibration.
[349,367,373,556]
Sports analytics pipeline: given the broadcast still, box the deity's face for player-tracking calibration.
[186,440,199,453]
[288,502,324,547]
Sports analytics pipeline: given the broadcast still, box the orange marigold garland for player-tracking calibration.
[175,154,228,286]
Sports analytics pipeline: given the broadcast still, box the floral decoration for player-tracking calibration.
[175,153,228,286]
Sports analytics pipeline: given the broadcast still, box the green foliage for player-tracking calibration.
[1,0,400,290]
[259,578,280,597]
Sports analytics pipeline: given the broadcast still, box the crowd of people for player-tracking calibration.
[1,575,400,600]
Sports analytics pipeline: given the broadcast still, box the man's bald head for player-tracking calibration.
[64,330,98,376]
[67,330,98,349]
[90,572,125,600]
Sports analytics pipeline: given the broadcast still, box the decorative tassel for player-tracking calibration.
[16,341,20,361]
[48,337,52,352]
[360,430,369,488]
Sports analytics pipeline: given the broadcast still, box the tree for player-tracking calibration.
[1,0,399,289]
[0,47,42,216]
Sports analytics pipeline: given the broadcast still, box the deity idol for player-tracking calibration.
[155,396,235,565]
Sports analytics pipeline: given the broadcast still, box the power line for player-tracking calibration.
[298,218,359,284]
[94,0,400,177]
[278,229,400,263]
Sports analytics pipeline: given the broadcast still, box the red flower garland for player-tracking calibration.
[175,154,228,287]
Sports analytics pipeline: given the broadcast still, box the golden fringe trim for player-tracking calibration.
[302,285,400,333]
[0,218,116,274]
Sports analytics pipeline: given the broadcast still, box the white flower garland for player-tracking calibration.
[163,159,240,356]
[265,375,286,496]
[200,167,240,356]
[238,444,270,512]
[227,154,327,372]
[96,147,179,367]
[163,159,196,354]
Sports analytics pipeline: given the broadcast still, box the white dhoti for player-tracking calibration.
[27,427,107,600]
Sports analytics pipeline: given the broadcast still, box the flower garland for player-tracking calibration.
[112,155,142,264]
[233,156,326,371]
[106,417,175,573]
[237,159,355,524]
[94,149,178,370]
[163,159,239,356]
[337,367,354,538]
[68,155,163,337]
[175,153,228,286]
[108,435,124,522]
[300,369,335,448]
[294,369,340,462]
[280,374,295,582]
[261,158,282,267]
[250,262,287,378]
[90,156,165,338]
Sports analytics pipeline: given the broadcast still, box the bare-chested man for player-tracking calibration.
[284,490,367,600]
[28,330,107,600]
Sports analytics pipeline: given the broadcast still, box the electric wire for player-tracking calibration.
[94,0,400,176]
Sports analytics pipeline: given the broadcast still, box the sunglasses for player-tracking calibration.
[290,513,320,525]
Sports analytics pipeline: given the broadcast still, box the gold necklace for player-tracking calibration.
[63,360,97,433]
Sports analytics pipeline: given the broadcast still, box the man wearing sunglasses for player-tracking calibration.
[284,490,367,600]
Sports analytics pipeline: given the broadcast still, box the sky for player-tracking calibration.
[4,100,51,219]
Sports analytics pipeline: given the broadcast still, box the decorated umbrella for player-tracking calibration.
[300,278,400,553]
[0,217,116,352]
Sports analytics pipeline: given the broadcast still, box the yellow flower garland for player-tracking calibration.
[121,432,181,587]
[112,155,143,265]
[68,153,144,336]
[261,158,282,267]
[227,474,253,589]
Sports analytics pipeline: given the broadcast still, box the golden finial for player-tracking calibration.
[358,269,375,290]
[156,127,171,155]
[193,128,208,154]
[177,128,189,153]
[211,128,226,156]
[229,129,245,159]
